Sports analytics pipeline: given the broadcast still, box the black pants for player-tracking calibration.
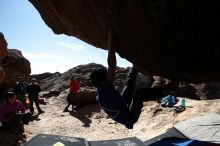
[120,68,165,127]
[64,92,76,111]
[29,98,42,113]
[119,68,143,128]
[121,68,138,107]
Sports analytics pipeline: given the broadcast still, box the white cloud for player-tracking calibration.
[57,41,90,54]
[23,52,82,74]
[23,52,66,60]
[30,62,75,74]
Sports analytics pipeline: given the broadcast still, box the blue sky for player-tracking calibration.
[0,0,131,74]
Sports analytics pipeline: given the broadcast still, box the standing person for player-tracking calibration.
[63,76,80,112]
[90,29,164,129]
[26,78,44,114]
[13,76,28,108]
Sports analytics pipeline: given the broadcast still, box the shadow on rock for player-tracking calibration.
[171,83,200,100]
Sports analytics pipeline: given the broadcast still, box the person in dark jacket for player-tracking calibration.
[13,76,28,108]
[26,78,44,114]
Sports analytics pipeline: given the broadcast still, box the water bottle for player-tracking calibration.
[181,98,186,106]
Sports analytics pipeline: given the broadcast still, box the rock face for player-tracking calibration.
[29,0,220,83]
[32,63,153,93]
[32,63,154,106]
[32,63,220,103]
[32,63,124,106]
[32,63,131,92]
[73,87,97,106]
[0,32,7,85]
[0,66,5,85]
[0,32,31,91]
[0,49,31,90]
[0,32,7,58]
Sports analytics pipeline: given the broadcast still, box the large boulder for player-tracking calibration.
[0,49,31,90]
[0,66,5,85]
[35,63,154,106]
[31,63,105,92]
[0,32,7,58]
[73,87,97,106]
[32,63,153,93]
[29,0,220,83]
[0,32,7,85]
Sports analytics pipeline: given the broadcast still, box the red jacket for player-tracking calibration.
[70,80,80,93]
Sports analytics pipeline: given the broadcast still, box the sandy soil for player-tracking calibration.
[24,93,220,143]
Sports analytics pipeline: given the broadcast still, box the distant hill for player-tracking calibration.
[31,63,131,92]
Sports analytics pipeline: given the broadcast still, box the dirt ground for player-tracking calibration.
[22,93,220,144]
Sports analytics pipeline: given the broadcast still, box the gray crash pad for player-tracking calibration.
[90,137,145,146]
[23,134,89,146]
[174,113,220,143]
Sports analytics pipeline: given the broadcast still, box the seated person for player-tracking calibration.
[0,92,31,133]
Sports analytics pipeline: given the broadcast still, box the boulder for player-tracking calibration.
[73,87,97,106]
[0,32,7,58]
[29,0,220,83]
[0,66,5,85]
[0,49,31,90]
[32,63,130,92]
[0,32,7,85]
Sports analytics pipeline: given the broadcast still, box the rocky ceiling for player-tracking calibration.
[29,0,220,83]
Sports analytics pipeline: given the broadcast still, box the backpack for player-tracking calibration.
[161,95,178,107]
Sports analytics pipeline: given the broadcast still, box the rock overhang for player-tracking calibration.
[29,0,220,83]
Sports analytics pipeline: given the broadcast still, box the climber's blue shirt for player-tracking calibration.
[96,81,131,126]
